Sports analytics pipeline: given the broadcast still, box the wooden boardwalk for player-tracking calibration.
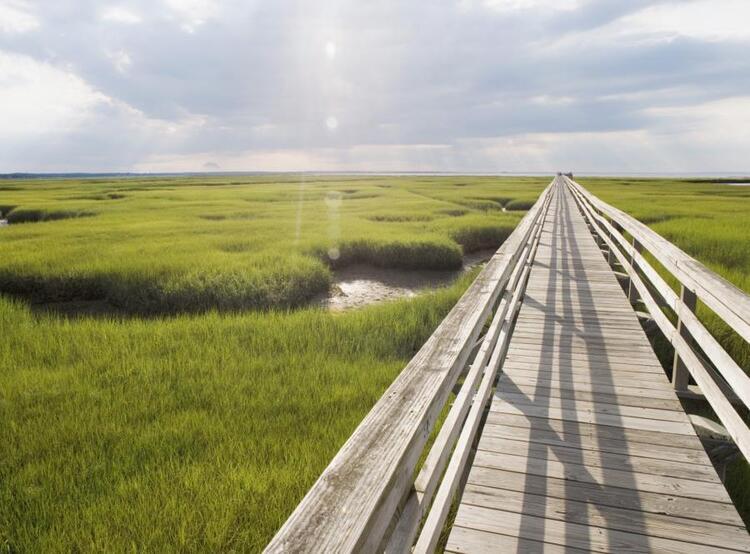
[266,177,750,553]
[446,183,750,552]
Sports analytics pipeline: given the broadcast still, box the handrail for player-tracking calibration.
[413,181,553,553]
[264,180,554,553]
[565,177,750,462]
[565,178,750,343]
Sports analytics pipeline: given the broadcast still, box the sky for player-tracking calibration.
[0,0,749,174]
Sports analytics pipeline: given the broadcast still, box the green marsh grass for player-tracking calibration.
[0,175,544,552]
[2,174,750,550]
[0,274,479,552]
[0,175,539,314]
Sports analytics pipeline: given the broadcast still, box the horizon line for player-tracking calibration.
[2,170,750,180]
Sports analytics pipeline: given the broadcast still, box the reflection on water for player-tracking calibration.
[322,249,494,311]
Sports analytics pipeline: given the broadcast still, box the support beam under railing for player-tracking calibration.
[673,285,697,391]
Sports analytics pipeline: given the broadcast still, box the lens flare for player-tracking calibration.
[325,40,336,59]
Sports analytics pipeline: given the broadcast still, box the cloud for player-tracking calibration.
[472,0,581,14]
[106,49,133,73]
[100,6,143,24]
[620,0,750,42]
[0,0,749,172]
[164,0,220,32]
[0,51,105,138]
[0,1,39,34]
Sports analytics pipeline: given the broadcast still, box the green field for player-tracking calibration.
[1,175,749,552]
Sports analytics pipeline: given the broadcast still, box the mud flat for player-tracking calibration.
[322,249,494,311]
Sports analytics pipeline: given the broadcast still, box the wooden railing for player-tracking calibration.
[264,179,556,553]
[566,177,750,462]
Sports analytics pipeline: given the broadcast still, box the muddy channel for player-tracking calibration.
[320,249,495,311]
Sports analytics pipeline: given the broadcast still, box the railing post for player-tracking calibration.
[607,221,621,267]
[673,285,697,391]
[627,238,642,303]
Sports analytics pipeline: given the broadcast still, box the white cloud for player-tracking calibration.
[456,96,750,173]
[0,51,105,138]
[530,95,575,106]
[462,0,581,14]
[0,48,209,171]
[100,6,143,25]
[644,96,750,149]
[0,1,39,34]
[164,0,220,32]
[106,49,133,73]
[621,1,750,42]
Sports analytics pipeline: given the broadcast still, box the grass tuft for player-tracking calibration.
[7,209,96,224]
[504,199,535,211]
[316,239,463,270]
[450,224,516,253]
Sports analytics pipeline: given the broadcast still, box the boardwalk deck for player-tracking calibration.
[445,183,750,553]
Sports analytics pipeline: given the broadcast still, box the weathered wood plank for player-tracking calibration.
[481,420,711,465]
[471,449,732,503]
[512,322,647,338]
[466,467,743,526]
[499,368,673,391]
[485,409,703,451]
[496,380,684,410]
[504,356,667,374]
[446,526,584,554]
[477,435,719,482]
[508,335,658,353]
[460,486,750,551]
[502,358,667,376]
[453,504,740,554]
[493,392,691,424]
[505,346,661,366]
[497,373,680,401]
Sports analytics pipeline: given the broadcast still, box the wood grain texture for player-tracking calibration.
[447,180,749,554]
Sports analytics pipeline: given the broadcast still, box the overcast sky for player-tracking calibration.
[1,0,748,173]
